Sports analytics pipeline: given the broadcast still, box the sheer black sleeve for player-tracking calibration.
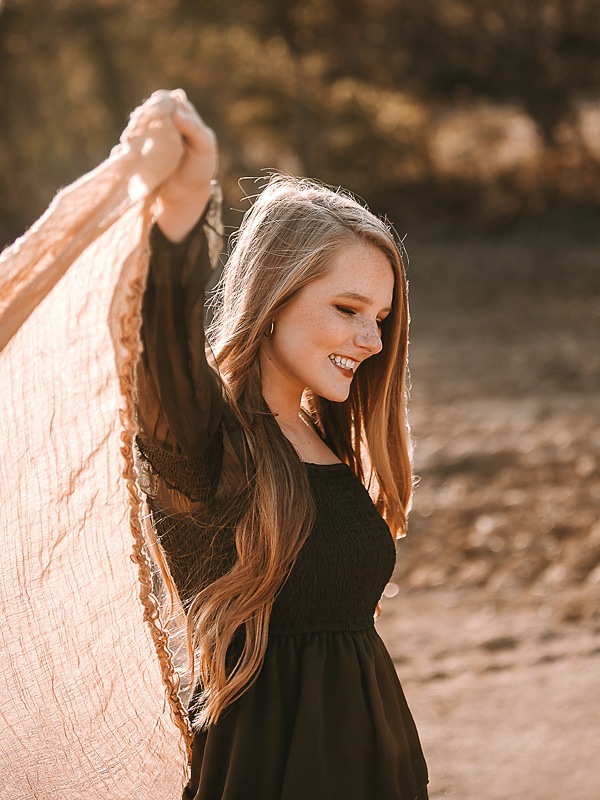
[133,184,226,502]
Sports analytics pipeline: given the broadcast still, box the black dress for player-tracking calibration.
[133,202,429,800]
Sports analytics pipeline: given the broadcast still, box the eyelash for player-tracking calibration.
[336,305,385,327]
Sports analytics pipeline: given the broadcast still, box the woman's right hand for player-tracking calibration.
[123,89,218,243]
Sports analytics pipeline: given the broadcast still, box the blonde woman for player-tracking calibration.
[133,90,429,800]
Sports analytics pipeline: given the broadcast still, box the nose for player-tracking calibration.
[354,321,383,355]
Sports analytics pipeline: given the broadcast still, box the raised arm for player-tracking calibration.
[132,91,223,460]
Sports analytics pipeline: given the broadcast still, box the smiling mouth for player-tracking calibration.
[329,354,358,376]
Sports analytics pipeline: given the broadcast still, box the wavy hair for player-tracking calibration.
[185,175,412,728]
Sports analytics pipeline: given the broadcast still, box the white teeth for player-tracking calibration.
[329,354,357,371]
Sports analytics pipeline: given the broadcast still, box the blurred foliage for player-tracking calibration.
[1,0,600,246]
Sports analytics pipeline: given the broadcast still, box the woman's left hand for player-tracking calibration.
[122,89,218,242]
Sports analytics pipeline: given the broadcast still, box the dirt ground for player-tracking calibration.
[375,238,600,799]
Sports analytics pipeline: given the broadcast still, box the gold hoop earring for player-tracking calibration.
[264,321,274,338]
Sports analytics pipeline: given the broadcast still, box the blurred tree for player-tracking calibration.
[1,0,599,246]
[373,0,600,146]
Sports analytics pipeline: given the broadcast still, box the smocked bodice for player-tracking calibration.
[269,463,395,635]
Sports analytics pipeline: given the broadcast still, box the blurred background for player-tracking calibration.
[2,1,598,797]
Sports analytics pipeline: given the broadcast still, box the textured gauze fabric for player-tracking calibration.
[0,98,210,799]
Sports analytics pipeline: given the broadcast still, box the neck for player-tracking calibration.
[259,348,304,425]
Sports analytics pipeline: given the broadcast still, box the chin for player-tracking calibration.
[315,384,352,403]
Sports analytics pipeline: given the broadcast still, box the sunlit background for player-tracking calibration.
[2,1,599,797]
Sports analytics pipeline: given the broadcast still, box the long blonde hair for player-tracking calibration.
[186,175,412,728]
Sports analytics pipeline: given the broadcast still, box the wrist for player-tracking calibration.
[155,183,213,243]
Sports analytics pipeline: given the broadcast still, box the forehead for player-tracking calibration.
[310,241,395,306]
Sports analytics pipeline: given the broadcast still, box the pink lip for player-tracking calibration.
[331,361,354,378]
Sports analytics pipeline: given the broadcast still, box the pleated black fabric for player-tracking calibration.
[182,464,428,800]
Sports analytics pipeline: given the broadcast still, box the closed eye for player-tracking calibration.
[335,305,356,316]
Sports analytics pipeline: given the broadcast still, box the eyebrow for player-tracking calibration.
[335,291,393,314]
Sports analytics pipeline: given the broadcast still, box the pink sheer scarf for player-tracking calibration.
[0,99,194,798]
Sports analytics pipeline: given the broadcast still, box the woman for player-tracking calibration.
[132,90,429,800]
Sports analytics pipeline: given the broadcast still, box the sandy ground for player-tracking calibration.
[378,589,600,799]
[376,271,600,799]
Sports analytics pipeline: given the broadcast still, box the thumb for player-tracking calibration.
[172,107,216,151]
[171,107,196,137]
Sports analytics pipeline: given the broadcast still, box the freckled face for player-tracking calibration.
[260,241,395,403]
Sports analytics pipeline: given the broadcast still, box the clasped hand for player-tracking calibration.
[121,89,218,242]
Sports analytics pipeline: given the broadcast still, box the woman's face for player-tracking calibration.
[260,240,395,404]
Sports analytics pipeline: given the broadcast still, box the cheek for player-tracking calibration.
[304,315,345,357]
[275,298,349,364]
[282,307,328,351]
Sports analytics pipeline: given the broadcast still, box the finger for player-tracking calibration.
[172,107,215,151]
[150,89,178,104]
[129,89,179,121]
[171,96,205,127]
[127,91,173,125]
[143,93,176,120]
[169,92,206,126]
[128,92,176,131]
[170,88,188,104]
[123,95,177,142]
